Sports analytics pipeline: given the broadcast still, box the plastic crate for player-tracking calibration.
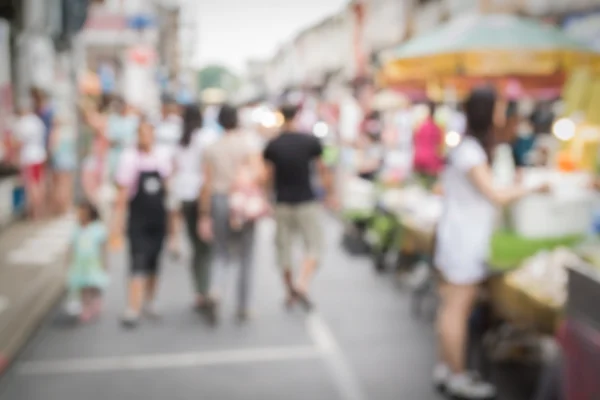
[562,321,600,400]
[566,265,600,330]
[563,265,600,400]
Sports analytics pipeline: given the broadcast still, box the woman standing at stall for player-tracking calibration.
[198,105,264,322]
[413,102,444,189]
[173,104,217,311]
[433,87,548,399]
[113,117,173,327]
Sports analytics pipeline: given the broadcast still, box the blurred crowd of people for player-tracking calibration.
[8,80,576,399]
[27,90,338,330]
[11,88,75,220]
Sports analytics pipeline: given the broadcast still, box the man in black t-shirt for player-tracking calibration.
[263,105,336,310]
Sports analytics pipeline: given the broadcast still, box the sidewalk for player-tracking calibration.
[0,216,74,374]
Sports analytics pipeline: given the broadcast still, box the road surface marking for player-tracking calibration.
[307,313,367,400]
[18,345,320,376]
[0,297,8,315]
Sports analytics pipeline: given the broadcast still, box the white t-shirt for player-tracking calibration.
[434,137,497,285]
[154,115,182,161]
[14,114,47,166]
[173,128,218,202]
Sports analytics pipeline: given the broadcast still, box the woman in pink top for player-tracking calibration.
[413,102,444,187]
[113,117,173,328]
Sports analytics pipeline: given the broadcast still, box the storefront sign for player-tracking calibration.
[123,46,159,114]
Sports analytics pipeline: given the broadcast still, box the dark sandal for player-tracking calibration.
[292,290,314,312]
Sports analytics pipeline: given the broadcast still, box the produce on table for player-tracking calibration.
[380,185,442,226]
[505,247,582,308]
[341,177,377,217]
[489,231,583,270]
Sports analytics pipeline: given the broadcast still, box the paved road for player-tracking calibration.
[0,216,529,400]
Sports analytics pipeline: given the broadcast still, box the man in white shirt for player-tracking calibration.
[154,97,183,161]
[14,105,47,219]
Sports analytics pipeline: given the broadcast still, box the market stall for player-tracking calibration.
[379,14,600,99]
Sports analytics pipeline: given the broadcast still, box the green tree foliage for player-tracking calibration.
[197,65,240,93]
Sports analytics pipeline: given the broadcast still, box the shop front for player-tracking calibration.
[0,18,24,227]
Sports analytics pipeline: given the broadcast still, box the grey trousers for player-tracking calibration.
[210,194,255,312]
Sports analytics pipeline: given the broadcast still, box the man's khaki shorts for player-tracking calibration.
[274,202,322,270]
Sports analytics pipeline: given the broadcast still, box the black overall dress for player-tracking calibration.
[127,167,167,276]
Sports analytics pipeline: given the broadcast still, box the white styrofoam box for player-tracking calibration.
[512,168,596,238]
[520,168,592,191]
[342,177,377,213]
[511,192,596,239]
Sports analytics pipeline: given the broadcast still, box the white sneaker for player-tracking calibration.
[121,309,140,328]
[433,363,450,390]
[143,302,161,320]
[446,372,496,400]
[64,300,82,318]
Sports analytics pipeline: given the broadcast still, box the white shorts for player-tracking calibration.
[434,241,490,285]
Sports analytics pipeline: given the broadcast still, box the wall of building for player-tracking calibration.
[263,0,600,97]
[157,6,179,81]
[364,0,408,52]
[178,0,198,93]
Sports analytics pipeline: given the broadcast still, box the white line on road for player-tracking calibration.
[18,345,321,376]
[306,313,367,400]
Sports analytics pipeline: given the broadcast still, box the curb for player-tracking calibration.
[0,268,65,376]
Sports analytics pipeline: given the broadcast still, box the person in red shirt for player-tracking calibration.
[413,102,444,187]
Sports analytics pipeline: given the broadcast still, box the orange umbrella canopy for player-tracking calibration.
[382,14,600,83]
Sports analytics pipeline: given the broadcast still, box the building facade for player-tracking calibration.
[262,0,600,97]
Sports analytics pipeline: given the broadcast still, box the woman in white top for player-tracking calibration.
[14,105,47,220]
[433,87,547,399]
[173,104,217,311]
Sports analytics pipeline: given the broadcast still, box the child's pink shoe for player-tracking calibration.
[90,298,103,320]
[79,308,93,323]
